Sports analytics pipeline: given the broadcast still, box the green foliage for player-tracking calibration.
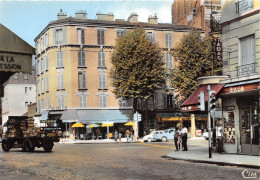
[170,31,222,99]
[110,28,166,101]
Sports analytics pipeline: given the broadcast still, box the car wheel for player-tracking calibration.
[23,139,34,152]
[147,138,152,142]
[161,136,167,142]
[2,139,10,152]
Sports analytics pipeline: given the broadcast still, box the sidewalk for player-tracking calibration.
[165,139,260,169]
[58,138,143,144]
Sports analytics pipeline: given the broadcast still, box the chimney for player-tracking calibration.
[75,10,88,19]
[96,12,114,21]
[128,13,138,23]
[148,14,158,24]
[57,9,67,20]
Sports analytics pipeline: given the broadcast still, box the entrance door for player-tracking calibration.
[240,106,259,155]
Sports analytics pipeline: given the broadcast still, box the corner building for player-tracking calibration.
[34,10,194,137]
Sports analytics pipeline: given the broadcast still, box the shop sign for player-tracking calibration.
[0,53,32,73]
[222,83,259,94]
[215,38,222,61]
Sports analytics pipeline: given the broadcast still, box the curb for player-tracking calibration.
[163,155,260,169]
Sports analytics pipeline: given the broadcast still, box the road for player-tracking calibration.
[0,142,258,180]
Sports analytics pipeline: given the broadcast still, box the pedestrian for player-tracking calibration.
[130,130,134,143]
[125,129,130,143]
[119,132,122,143]
[181,124,188,151]
[174,130,179,151]
[115,130,119,143]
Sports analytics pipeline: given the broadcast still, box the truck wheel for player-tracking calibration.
[147,138,152,142]
[43,140,54,152]
[161,136,167,142]
[2,139,10,152]
[23,139,35,152]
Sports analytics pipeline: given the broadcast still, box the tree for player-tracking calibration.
[170,31,222,100]
[110,28,166,109]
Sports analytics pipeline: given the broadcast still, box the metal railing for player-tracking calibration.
[236,62,257,76]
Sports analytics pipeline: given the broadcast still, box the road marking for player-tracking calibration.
[136,143,176,149]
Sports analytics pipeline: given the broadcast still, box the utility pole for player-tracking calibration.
[208,85,212,158]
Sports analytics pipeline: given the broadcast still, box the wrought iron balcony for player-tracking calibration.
[236,62,257,76]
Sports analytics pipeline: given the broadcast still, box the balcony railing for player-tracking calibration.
[236,62,257,76]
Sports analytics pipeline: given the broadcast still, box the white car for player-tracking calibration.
[143,131,159,142]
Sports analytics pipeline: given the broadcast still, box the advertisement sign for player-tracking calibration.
[215,38,222,61]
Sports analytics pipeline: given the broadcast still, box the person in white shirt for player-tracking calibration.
[181,125,188,151]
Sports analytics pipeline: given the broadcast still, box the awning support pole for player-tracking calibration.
[208,85,212,158]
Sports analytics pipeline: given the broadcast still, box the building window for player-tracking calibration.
[166,53,173,69]
[55,29,63,45]
[25,87,28,94]
[35,42,39,55]
[99,72,106,89]
[119,97,127,107]
[79,95,87,107]
[57,51,64,67]
[78,72,87,89]
[166,94,174,109]
[147,32,156,43]
[24,74,29,80]
[58,73,64,90]
[78,51,86,67]
[77,28,85,44]
[97,29,105,45]
[58,96,64,107]
[165,34,172,48]
[14,73,18,80]
[117,30,125,38]
[99,95,107,107]
[41,78,45,93]
[98,51,105,67]
[41,58,45,73]
[240,35,255,64]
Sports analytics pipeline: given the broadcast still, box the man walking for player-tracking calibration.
[181,124,188,151]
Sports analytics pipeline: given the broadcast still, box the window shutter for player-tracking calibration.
[57,52,60,67]
[99,73,102,88]
[78,51,81,66]
[61,52,64,67]
[62,27,66,44]
[82,51,86,66]
[166,34,169,48]
[53,28,56,45]
[81,29,85,44]
[46,76,49,91]
[58,74,60,89]
[103,73,106,88]
[98,52,101,66]
[97,30,100,45]
[101,30,104,45]
[102,52,105,66]
[77,29,81,44]
[103,95,107,107]
[46,56,48,71]
[78,73,82,89]
[83,72,86,89]
[46,33,49,47]
[61,74,64,89]
[169,34,172,48]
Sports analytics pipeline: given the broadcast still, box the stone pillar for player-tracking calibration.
[191,114,196,138]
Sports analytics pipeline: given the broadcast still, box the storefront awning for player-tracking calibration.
[61,109,78,123]
[49,111,64,115]
[77,109,133,124]
[40,110,49,120]
[181,84,225,112]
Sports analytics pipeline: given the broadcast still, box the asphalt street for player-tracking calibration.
[0,142,258,180]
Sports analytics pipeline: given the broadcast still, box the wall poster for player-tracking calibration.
[223,106,236,144]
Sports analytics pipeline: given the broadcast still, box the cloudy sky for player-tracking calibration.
[0,0,174,46]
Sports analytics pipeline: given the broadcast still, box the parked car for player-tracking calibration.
[143,130,161,142]
[153,128,176,142]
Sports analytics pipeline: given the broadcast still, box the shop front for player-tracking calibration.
[221,81,259,156]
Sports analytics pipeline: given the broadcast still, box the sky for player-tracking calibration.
[0,0,174,47]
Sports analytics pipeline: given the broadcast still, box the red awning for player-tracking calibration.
[181,84,225,112]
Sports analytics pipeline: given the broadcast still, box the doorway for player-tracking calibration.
[240,105,259,155]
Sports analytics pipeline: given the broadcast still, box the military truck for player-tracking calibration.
[1,116,62,152]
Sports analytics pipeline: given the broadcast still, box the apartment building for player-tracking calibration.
[34,10,195,136]
[1,70,36,126]
[172,0,221,32]
[219,0,260,156]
